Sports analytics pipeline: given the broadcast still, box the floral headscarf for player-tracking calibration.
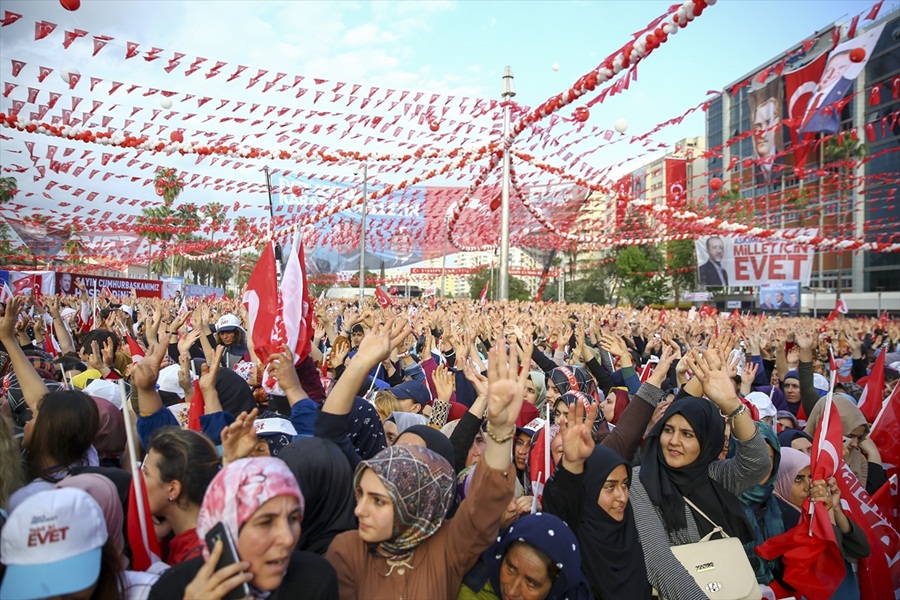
[196,457,304,559]
[353,444,454,560]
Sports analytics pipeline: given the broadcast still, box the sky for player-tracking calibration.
[0,0,894,262]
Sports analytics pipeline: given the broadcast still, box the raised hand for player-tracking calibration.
[221,408,261,466]
[559,396,598,473]
[463,358,489,398]
[199,346,225,396]
[684,348,741,414]
[0,295,24,341]
[485,337,529,433]
[268,344,302,395]
[648,344,679,389]
[353,318,411,371]
[433,363,455,402]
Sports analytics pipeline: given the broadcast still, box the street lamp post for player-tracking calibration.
[498,66,516,301]
[440,216,448,299]
[358,164,368,304]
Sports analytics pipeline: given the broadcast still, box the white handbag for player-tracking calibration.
[659,497,762,600]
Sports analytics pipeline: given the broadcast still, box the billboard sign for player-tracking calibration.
[695,229,816,287]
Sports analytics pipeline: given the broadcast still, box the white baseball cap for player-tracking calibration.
[1,488,108,599]
[215,313,245,333]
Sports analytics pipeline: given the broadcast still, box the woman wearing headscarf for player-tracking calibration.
[458,512,591,600]
[383,412,429,446]
[769,448,869,600]
[149,457,338,600]
[543,405,652,600]
[279,438,357,554]
[525,371,548,416]
[323,321,521,599]
[629,349,770,600]
[729,423,784,585]
[805,393,886,495]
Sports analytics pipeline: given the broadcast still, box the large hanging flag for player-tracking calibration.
[783,52,828,169]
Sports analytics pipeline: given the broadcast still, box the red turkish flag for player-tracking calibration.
[871,380,900,482]
[242,242,280,365]
[375,286,394,308]
[784,52,827,169]
[34,20,56,41]
[858,348,887,424]
[126,469,162,571]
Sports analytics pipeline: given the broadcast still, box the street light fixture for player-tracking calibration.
[358,164,368,304]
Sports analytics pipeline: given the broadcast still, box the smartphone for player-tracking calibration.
[204,522,251,600]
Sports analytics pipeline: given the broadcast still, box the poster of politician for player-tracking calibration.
[695,230,816,288]
[748,78,784,186]
[800,23,885,135]
[759,282,801,313]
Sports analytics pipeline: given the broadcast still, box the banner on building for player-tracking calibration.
[160,277,184,300]
[695,229,816,287]
[800,23,886,135]
[55,272,162,298]
[758,282,801,312]
[748,77,784,186]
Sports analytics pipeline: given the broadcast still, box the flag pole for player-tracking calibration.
[809,369,838,536]
[119,380,153,554]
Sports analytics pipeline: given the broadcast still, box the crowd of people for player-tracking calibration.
[0,281,898,600]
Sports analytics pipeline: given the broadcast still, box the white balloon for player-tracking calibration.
[160,97,173,109]
[614,118,628,133]
[59,68,79,84]
[552,63,560,71]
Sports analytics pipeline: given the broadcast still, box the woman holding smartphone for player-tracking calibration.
[148,457,338,600]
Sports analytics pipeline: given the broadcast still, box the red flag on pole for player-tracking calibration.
[242,242,280,365]
[125,335,145,362]
[858,348,887,424]
[757,394,846,599]
[871,380,900,482]
[127,468,162,571]
[479,281,489,306]
[374,286,394,308]
[281,230,313,364]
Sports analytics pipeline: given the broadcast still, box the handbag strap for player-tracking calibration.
[682,496,730,539]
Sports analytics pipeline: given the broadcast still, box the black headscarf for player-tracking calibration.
[279,437,357,554]
[638,397,754,542]
[579,447,652,600]
[396,425,455,474]
[347,397,388,461]
[213,365,258,415]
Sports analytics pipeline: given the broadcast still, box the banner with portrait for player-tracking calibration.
[695,229,816,287]
[799,23,885,135]
[758,282,801,313]
[748,77,784,186]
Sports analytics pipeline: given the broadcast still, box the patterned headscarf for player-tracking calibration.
[353,444,454,560]
[196,457,304,559]
[528,371,548,415]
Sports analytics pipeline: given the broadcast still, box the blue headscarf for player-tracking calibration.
[464,512,591,600]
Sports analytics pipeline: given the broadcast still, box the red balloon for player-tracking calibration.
[573,107,590,122]
[59,0,81,10]
[291,185,302,196]
[489,195,501,211]
[849,47,866,63]
[709,177,724,191]
[169,130,183,143]
[429,120,440,132]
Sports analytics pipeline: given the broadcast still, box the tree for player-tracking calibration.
[615,245,669,306]
[466,267,531,302]
[563,257,617,304]
[666,239,697,305]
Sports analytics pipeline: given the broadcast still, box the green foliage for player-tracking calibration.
[823,131,868,165]
[0,176,17,204]
[467,267,531,302]
[666,239,697,304]
[615,245,668,307]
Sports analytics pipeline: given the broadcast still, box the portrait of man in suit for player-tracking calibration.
[800,49,854,135]
[698,235,728,287]
[749,78,784,186]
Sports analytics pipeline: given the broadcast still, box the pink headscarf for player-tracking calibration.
[56,473,126,568]
[196,457,304,559]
